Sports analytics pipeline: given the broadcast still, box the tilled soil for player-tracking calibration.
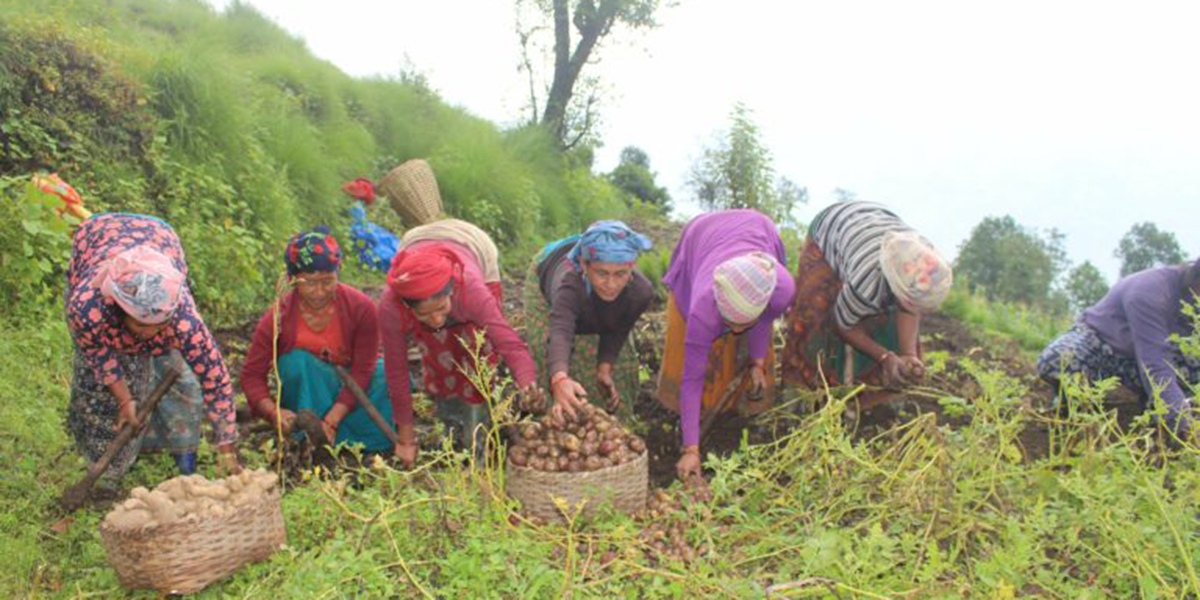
[214,278,1142,489]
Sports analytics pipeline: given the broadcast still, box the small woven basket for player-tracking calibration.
[99,488,287,595]
[506,451,648,522]
[379,159,445,227]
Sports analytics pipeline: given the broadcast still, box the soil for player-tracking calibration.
[629,310,1145,488]
[212,273,1146,490]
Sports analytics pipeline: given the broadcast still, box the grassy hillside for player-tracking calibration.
[0,0,630,326]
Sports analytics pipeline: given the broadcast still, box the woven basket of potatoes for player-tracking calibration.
[99,469,287,595]
[506,403,648,522]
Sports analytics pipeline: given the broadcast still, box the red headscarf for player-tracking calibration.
[387,246,463,301]
[341,178,376,205]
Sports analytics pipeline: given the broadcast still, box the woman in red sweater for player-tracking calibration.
[241,231,395,452]
[380,219,541,466]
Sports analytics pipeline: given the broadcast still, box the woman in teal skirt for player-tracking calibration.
[241,230,394,452]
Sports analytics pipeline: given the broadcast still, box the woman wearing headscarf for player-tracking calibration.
[781,201,953,392]
[524,221,655,425]
[658,209,796,481]
[240,231,395,452]
[1037,259,1200,432]
[380,219,540,466]
[65,213,239,481]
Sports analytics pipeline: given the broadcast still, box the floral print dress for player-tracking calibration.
[65,214,237,479]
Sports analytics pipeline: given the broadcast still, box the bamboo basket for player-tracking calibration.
[506,451,648,522]
[378,159,445,227]
[99,488,287,595]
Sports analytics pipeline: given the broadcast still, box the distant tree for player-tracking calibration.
[686,103,807,227]
[608,146,671,211]
[956,215,1068,307]
[1064,261,1109,311]
[518,0,664,148]
[1114,222,1185,276]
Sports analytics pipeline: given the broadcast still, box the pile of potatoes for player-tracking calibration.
[639,488,712,563]
[508,403,646,473]
[103,469,280,530]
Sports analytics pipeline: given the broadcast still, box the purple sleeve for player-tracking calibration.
[679,302,721,447]
[1123,290,1191,417]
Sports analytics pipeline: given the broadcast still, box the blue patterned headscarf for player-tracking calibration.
[566,220,652,272]
[285,228,342,276]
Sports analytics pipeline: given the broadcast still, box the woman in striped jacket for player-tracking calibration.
[781,201,952,390]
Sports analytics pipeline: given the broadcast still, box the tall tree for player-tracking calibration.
[956,215,1069,307]
[686,103,806,227]
[608,146,671,211]
[520,0,663,148]
[1064,261,1109,311]
[1114,222,1186,276]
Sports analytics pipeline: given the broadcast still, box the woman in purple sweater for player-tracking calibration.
[658,209,796,481]
[1037,259,1200,431]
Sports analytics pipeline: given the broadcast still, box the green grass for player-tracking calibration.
[5,316,1200,598]
[940,284,1072,354]
[0,0,631,326]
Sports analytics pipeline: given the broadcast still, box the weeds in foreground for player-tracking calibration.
[4,320,1200,598]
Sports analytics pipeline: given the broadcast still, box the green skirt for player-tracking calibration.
[278,350,395,452]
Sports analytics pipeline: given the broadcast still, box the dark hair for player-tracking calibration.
[402,281,454,308]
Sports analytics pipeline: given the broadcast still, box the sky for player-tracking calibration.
[209,0,1200,280]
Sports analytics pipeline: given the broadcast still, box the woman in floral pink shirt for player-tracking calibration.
[65,213,239,480]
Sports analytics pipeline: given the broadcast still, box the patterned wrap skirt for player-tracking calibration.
[781,239,899,389]
[67,348,203,480]
[655,292,775,417]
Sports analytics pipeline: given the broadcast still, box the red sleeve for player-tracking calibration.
[240,306,278,420]
[333,290,380,412]
[379,290,416,426]
[460,277,538,387]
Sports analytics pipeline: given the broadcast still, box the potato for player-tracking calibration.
[584,456,604,471]
[556,455,570,471]
[523,423,542,440]
[258,471,280,490]
[567,460,582,473]
[528,457,546,471]
[121,498,148,511]
[107,507,152,530]
[193,484,232,500]
[560,432,581,453]
[534,443,551,457]
[628,437,646,454]
[598,440,617,456]
[510,450,529,467]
